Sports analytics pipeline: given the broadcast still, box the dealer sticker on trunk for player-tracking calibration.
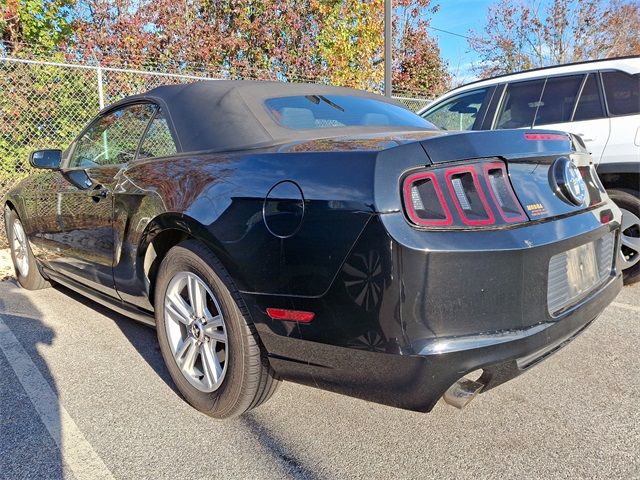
[526,202,547,216]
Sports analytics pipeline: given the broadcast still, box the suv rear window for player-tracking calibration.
[602,71,640,116]
[265,95,435,130]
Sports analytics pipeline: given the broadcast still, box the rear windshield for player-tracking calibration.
[265,95,435,130]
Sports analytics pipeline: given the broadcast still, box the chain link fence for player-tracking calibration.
[392,95,432,113]
[0,56,432,247]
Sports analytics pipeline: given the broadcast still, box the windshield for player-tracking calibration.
[265,95,436,130]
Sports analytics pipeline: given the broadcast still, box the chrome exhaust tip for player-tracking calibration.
[443,377,485,409]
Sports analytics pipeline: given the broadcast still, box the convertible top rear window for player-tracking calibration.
[265,95,435,130]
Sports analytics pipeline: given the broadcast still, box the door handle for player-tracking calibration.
[577,133,594,142]
[89,186,108,202]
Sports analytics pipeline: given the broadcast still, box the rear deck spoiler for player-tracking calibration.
[420,130,585,164]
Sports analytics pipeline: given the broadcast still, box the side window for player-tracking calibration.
[68,104,155,168]
[601,70,640,116]
[573,73,605,121]
[137,109,178,159]
[495,79,545,129]
[422,88,490,131]
[533,75,584,126]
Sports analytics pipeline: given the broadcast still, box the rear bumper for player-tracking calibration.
[246,204,623,411]
[383,204,622,410]
[416,272,621,408]
[259,270,620,413]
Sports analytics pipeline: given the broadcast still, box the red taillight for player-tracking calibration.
[402,172,452,226]
[266,308,315,323]
[483,162,527,222]
[402,160,527,229]
[524,133,568,141]
[444,166,494,226]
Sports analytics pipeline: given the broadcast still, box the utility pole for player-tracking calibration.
[384,0,392,97]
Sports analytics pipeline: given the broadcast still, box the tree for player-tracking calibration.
[0,60,99,176]
[317,0,385,90]
[393,0,449,95]
[588,0,640,59]
[68,0,449,96]
[1,0,450,97]
[469,0,640,78]
[1,0,75,53]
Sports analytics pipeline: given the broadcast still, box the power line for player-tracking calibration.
[427,25,472,41]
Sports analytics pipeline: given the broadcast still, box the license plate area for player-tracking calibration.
[547,232,615,316]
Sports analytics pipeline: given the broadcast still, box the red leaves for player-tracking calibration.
[2,0,450,98]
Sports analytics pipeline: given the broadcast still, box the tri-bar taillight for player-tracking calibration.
[403,159,527,228]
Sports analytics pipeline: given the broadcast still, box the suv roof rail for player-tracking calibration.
[459,55,640,90]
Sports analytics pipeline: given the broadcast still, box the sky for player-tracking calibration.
[428,0,495,85]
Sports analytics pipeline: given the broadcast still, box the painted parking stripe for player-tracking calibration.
[611,302,640,314]
[0,316,114,480]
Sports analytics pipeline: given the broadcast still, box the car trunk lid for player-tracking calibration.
[419,130,603,222]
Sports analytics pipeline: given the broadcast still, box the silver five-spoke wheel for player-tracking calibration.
[12,218,29,277]
[619,207,640,270]
[155,241,280,417]
[164,271,228,393]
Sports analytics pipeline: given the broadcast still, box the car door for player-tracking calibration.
[111,107,180,310]
[421,87,496,131]
[600,70,640,166]
[38,102,156,296]
[531,73,611,163]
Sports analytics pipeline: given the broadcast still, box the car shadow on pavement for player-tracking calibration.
[49,283,180,395]
[240,412,321,480]
[50,283,321,479]
[0,280,65,479]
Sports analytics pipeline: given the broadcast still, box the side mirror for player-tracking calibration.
[29,149,62,170]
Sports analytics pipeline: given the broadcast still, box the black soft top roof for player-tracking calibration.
[112,80,427,153]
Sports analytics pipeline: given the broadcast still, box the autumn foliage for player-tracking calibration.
[469,0,640,79]
[1,0,451,97]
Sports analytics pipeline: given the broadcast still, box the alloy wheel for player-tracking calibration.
[12,219,29,277]
[619,207,640,271]
[164,271,228,393]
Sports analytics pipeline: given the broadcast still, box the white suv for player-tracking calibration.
[420,57,640,284]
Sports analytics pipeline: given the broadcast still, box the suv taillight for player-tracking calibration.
[402,160,527,229]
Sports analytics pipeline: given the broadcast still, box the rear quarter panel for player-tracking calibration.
[114,150,378,310]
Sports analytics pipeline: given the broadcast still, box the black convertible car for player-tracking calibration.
[3,81,622,418]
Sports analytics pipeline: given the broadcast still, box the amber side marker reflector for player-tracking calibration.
[266,308,315,323]
[524,133,568,141]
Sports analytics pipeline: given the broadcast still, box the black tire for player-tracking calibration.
[4,207,50,290]
[154,239,280,418]
[608,189,640,285]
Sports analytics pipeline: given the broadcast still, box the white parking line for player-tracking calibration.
[0,316,114,480]
[611,302,640,314]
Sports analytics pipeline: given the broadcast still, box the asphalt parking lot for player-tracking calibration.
[0,276,639,480]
